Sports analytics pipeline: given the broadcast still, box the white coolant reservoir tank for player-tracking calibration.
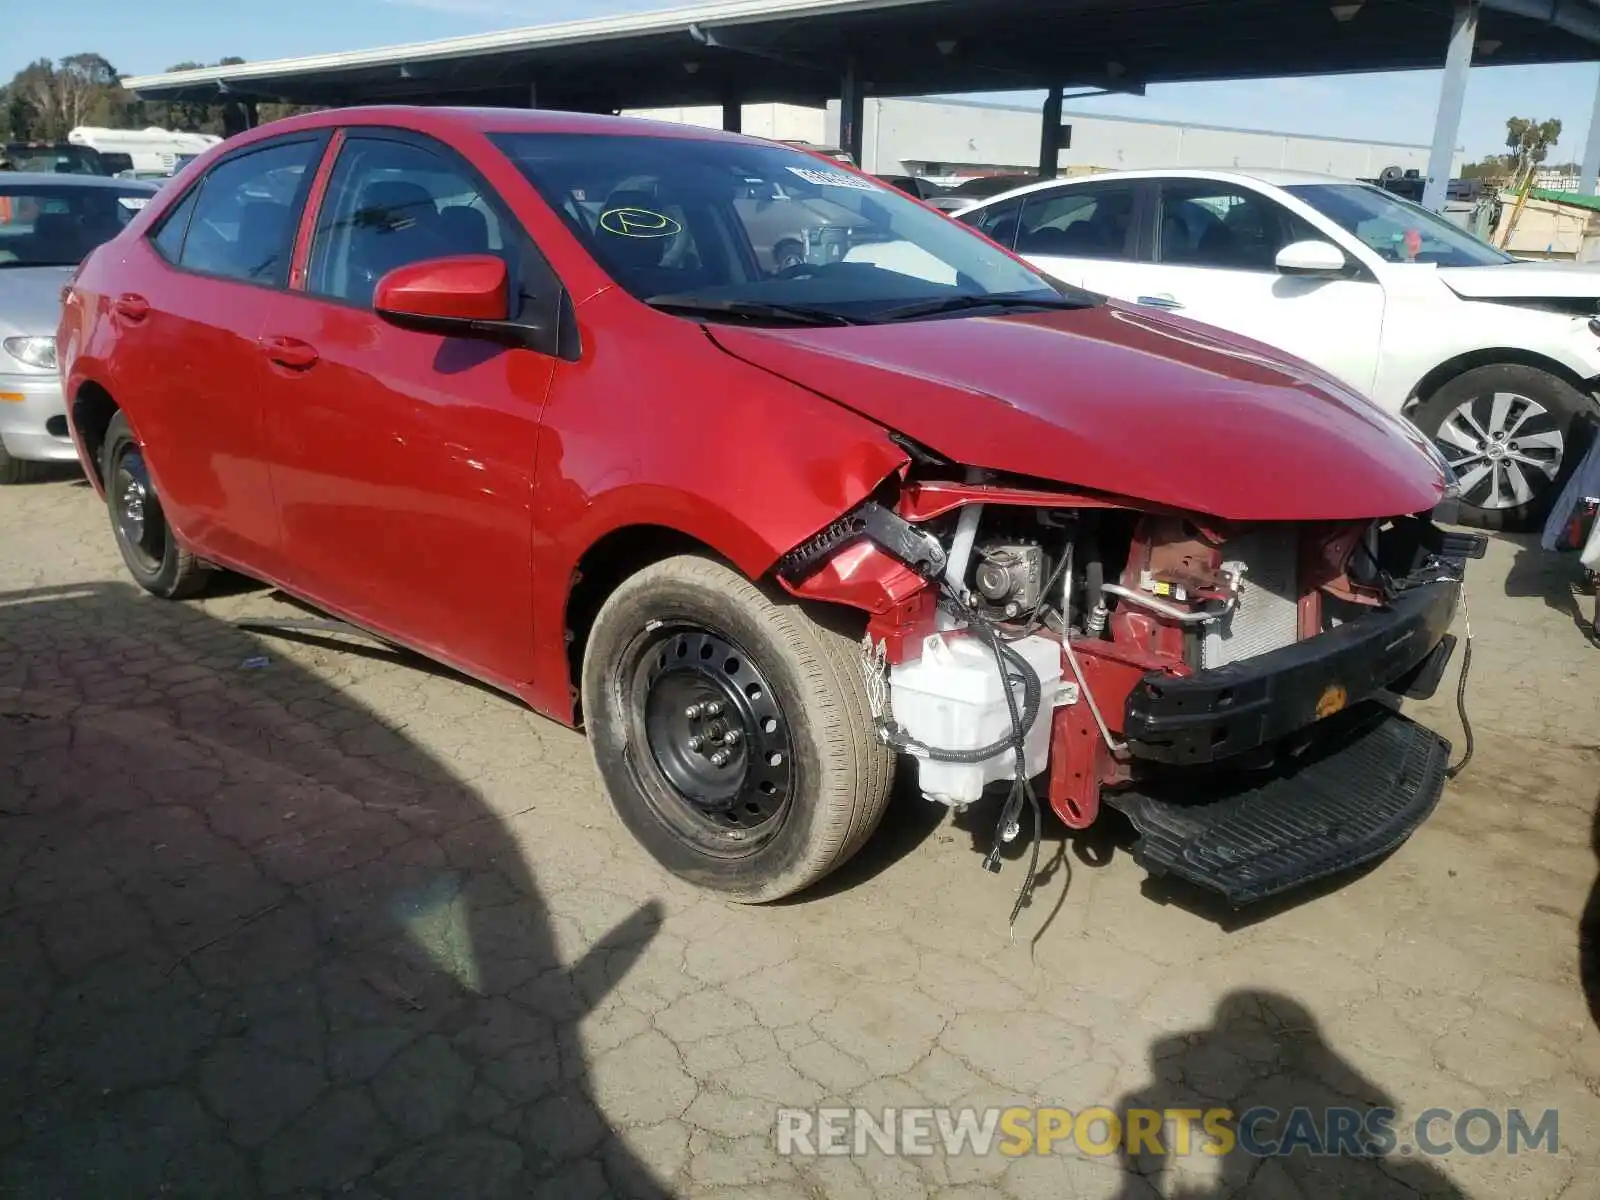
[887,632,1064,806]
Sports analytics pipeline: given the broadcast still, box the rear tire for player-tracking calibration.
[580,554,894,902]
[1412,363,1595,532]
[101,412,211,600]
[0,441,43,485]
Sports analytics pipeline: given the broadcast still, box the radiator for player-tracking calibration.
[1202,527,1300,669]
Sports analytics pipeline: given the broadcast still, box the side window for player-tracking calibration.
[307,137,510,308]
[960,197,1022,250]
[150,186,199,263]
[178,140,321,286]
[1017,184,1139,260]
[1157,182,1321,272]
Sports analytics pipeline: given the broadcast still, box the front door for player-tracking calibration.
[260,130,558,689]
[1136,179,1387,395]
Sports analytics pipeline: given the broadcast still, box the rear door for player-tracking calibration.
[109,133,328,573]
[1007,179,1153,299]
[258,129,557,688]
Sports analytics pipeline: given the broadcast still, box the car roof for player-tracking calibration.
[962,167,1365,209]
[240,104,768,147]
[0,171,160,190]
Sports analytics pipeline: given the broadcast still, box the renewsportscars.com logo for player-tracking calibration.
[774,1106,1560,1159]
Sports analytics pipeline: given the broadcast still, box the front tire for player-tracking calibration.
[1412,364,1595,531]
[101,412,211,600]
[581,554,894,903]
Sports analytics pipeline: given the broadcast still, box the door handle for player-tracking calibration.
[1136,294,1184,310]
[113,293,150,323]
[261,335,320,370]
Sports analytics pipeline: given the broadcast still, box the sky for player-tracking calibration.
[6,0,1600,162]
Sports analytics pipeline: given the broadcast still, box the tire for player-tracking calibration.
[0,440,43,485]
[1411,363,1596,532]
[581,554,895,903]
[100,411,211,600]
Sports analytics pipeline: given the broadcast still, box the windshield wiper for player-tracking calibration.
[645,295,860,327]
[873,292,1096,323]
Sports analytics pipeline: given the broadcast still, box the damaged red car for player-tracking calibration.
[59,107,1481,906]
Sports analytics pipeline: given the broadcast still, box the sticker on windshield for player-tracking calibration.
[598,207,682,238]
[785,165,876,191]
[117,196,150,211]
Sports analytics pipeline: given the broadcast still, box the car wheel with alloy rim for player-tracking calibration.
[1413,363,1594,532]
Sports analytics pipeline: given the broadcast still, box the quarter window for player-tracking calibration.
[177,140,321,286]
[307,137,509,307]
[150,187,198,263]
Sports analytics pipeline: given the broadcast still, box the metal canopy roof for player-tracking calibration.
[123,0,1600,111]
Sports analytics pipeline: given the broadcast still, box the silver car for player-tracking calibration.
[0,172,159,483]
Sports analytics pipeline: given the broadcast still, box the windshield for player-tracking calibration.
[1284,182,1512,267]
[0,182,153,267]
[491,133,1074,322]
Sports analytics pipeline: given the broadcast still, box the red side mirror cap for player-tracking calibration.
[374,254,510,324]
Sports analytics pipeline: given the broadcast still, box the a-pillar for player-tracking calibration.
[839,59,865,166]
[1422,0,1479,211]
[1039,86,1064,179]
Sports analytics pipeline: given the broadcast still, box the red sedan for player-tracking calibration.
[59,106,1477,908]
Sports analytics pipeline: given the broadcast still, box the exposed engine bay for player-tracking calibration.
[777,465,1484,915]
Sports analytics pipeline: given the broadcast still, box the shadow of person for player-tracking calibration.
[1504,533,1596,639]
[0,582,668,1198]
[1108,990,1468,1199]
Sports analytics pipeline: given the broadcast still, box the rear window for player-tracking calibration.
[0,182,154,268]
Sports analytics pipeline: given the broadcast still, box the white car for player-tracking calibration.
[955,168,1600,529]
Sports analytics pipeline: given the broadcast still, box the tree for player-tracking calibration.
[0,50,319,144]
[1504,116,1563,184]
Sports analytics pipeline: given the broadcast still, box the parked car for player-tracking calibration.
[876,173,949,202]
[0,172,158,483]
[60,108,1475,907]
[956,168,1600,529]
[2,141,110,176]
[925,173,1041,214]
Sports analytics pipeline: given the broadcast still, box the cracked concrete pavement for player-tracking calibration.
[2,472,1598,1198]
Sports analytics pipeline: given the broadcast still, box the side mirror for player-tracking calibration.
[1275,240,1348,277]
[374,254,511,327]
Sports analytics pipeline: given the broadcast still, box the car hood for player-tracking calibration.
[1437,260,1600,301]
[0,265,74,338]
[707,302,1447,522]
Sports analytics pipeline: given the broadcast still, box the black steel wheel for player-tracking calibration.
[100,411,211,600]
[582,554,894,902]
[628,624,795,850]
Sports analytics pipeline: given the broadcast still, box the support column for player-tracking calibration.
[722,100,743,133]
[839,59,865,166]
[1039,86,1064,179]
[1423,0,1478,211]
[1581,65,1600,195]
[527,79,538,108]
[245,100,258,130]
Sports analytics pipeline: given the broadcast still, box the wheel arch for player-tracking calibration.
[560,523,730,726]
[69,377,122,495]
[1407,347,1597,411]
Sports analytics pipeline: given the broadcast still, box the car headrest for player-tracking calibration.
[357,180,437,231]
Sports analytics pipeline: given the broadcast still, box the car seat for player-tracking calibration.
[436,205,491,256]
